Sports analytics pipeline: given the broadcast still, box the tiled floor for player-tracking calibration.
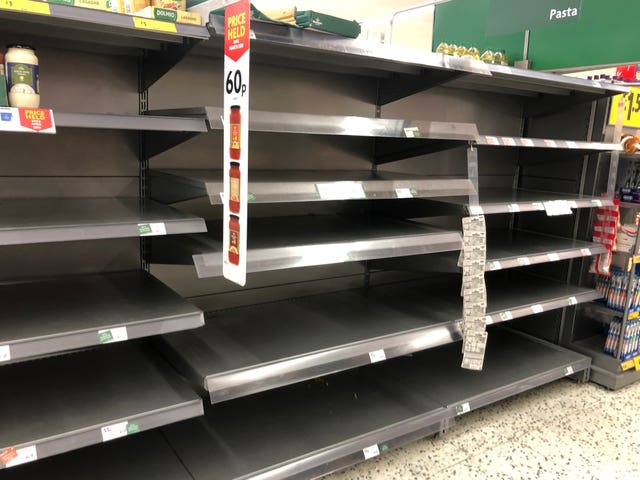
[323,379,640,480]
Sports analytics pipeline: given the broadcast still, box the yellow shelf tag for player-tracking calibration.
[0,0,50,14]
[133,16,177,33]
[629,311,639,320]
[609,87,640,128]
[621,359,635,371]
[635,357,640,371]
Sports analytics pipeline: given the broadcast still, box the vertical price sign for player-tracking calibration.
[223,0,250,286]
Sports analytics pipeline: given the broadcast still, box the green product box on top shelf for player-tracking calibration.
[0,74,8,107]
[295,10,361,38]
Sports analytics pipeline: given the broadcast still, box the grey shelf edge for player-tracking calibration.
[0,401,203,470]
[476,135,622,151]
[149,107,480,140]
[486,243,607,271]
[55,112,208,132]
[204,14,626,98]
[0,198,207,246]
[0,271,204,364]
[150,169,475,205]
[177,285,600,404]
[431,189,616,215]
[193,230,463,278]
[0,3,209,42]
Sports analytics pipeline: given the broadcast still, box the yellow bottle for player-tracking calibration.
[499,50,509,66]
[467,47,480,61]
[455,44,467,57]
[446,43,457,56]
[493,50,504,65]
[435,41,449,54]
[480,49,495,63]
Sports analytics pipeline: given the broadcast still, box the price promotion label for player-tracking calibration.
[0,107,55,133]
[222,0,250,286]
[609,87,640,128]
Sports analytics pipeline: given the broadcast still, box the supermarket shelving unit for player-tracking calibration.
[0,4,626,478]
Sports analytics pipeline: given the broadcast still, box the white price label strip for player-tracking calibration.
[517,257,531,266]
[544,140,558,148]
[316,182,366,200]
[568,296,578,306]
[362,444,380,460]
[508,203,520,213]
[547,253,561,262]
[566,141,578,149]
[520,138,534,147]
[531,304,544,314]
[368,349,386,363]
[469,205,484,215]
[488,261,501,271]
[499,311,513,321]
[485,315,493,325]
[456,402,471,415]
[137,222,167,236]
[568,201,578,209]
[101,421,129,442]
[502,137,516,146]
[544,201,572,216]
[592,199,603,207]
[1,446,38,468]
[580,248,591,256]
[532,202,544,211]
[98,327,128,344]
[404,127,420,138]
[485,136,499,145]
[0,345,10,362]
[395,188,413,198]
[564,366,574,376]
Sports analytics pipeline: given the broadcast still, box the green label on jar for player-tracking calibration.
[7,63,39,94]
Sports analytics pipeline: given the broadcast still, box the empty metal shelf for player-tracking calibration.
[1,431,191,480]
[476,135,621,151]
[374,230,605,273]
[150,169,475,204]
[55,112,207,132]
[434,188,614,215]
[0,197,206,245]
[160,328,589,480]
[160,275,599,404]
[151,106,479,140]
[152,216,462,278]
[0,270,204,364]
[203,14,625,104]
[0,343,203,469]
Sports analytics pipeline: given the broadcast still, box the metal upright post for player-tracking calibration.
[139,57,150,273]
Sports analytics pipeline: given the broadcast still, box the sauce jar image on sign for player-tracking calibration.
[228,215,240,265]
[229,105,241,160]
[229,162,241,214]
[5,45,39,108]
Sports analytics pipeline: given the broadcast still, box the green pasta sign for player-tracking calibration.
[486,0,582,35]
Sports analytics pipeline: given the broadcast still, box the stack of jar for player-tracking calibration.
[2,45,40,108]
[435,42,509,66]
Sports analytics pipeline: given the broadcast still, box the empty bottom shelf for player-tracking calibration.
[3,329,589,479]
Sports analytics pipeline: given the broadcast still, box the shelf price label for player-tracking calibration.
[98,327,128,344]
[368,349,386,363]
[362,444,380,460]
[564,366,574,376]
[137,222,166,236]
[101,421,140,442]
[316,182,365,200]
[517,257,531,266]
[609,87,640,128]
[531,304,544,314]
[132,17,177,33]
[0,345,10,363]
[0,445,37,468]
[0,107,55,133]
[634,357,640,371]
[0,0,50,15]
[222,0,250,287]
[455,402,471,415]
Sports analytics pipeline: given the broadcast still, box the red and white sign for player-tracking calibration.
[222,0,250,286]
[0,107,55,133]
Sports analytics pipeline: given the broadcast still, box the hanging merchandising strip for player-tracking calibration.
[222,0,250,286]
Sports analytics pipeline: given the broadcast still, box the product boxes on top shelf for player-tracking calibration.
[45,0,111,10]
[136,6,202,25]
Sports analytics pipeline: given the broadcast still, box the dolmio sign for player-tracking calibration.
[486,0,582,35]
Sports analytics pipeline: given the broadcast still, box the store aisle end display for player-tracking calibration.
[0,0,630,476]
